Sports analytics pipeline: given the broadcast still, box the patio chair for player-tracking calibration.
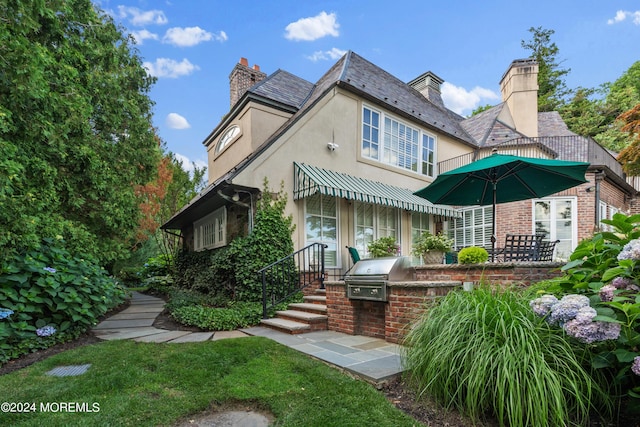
[495,234,545,262]
[533,239,560,262]
[342,246,361,278]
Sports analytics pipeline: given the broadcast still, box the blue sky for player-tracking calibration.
[96,1,640,176]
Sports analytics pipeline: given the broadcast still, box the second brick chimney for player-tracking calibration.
[229,57,267,108]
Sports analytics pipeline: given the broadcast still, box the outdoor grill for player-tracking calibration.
[344,257,414,301]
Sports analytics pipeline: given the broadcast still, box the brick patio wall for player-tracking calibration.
[324,262,563,344]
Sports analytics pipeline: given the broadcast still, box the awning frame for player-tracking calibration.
[293,162,460,218]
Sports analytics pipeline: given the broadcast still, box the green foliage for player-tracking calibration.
[521,26,571,112]
[0,0,160,264]
[166,288,301,331]
[538,212,640,412]
[403,286,612,427]
[412,231,453,255]
[560,62,640,152]
[470,104,493,116]
[0,238,127,364]
[367,236,400,258]
[457,246,489,264]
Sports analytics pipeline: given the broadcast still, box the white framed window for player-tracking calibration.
[305,194,338,267]
[450,206,493,249]
[355,202,399,258]
[533,198,577,261]
[411,212,431,246]
[599,201,608,231]
[194,207,227,251]
[362,106,436,177]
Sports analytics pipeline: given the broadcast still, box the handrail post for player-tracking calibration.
[261,270,268,319]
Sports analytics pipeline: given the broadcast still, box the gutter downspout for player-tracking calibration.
[594,170,605,230]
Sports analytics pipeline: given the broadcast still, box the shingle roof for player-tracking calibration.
[248,69,314,110]
[538,111,578,137]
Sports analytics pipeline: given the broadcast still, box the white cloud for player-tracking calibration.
[143,58,199,78]
[130,29,159,44]
[166,113,191,129]
[285,11,339,41]
[162,26,224,47]
[306,48,347,62]
[607,10,640,25]
[117,6,168,26]
[441,82,500,115]
[174,153,207,177]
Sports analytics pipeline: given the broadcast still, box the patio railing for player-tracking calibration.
[438,136,640,191]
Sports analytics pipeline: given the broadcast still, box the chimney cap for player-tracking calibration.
[240,57,248,66]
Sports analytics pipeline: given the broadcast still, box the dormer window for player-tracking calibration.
[215,125,241,154]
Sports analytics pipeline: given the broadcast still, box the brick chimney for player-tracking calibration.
[408,71,445,109]
[500,59,539,137]
[229,57,267,107]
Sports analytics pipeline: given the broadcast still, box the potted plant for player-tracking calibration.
[412,231,453,264]
[367,236,400,258]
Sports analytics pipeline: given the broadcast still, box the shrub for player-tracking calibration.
[0,238,127,363]
[412,231,453,255]
[403,286,611,427]
[166,288,301,330]
[535,212,640,414]
[367,236,400,258]
[457,246,489,264]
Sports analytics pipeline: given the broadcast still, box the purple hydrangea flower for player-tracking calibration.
[611,277,635,289]
[564,319,621,344]
[547,294,590,326]
[0,308,14,320]
[43,267,57,273]
[599,284,617,302]
[530,294,559,317]
[573,306,597,323]
[618,239,640,261]
[632,357,640,376]
[36,325,57,337]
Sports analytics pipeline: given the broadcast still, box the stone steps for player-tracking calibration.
[260,291,328,334]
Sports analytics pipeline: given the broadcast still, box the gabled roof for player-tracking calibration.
[460,104,526,147]
[248,69,314,110]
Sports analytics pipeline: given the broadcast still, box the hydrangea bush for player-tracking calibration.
[535,213,640,411]
[0,238,127,364]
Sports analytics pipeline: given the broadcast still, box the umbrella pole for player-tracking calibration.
[491,182,497,262]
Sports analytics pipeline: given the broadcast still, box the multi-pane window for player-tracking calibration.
[411,212,431,245]
[355,202,399,257]
[194,207,227,251]
[305,194,338,267]
[534,198,576,261]
[362,106,436,177]
[450,206,493,249]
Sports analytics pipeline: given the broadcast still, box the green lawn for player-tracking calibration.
[0,337,420,426]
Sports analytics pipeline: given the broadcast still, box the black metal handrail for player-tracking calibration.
[259,243,326,319]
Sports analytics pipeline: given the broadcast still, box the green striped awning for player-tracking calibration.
[293,162,461,217]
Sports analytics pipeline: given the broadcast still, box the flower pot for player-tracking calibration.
[422,251,444,264]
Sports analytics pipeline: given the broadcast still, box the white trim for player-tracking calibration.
[193,207,227,251]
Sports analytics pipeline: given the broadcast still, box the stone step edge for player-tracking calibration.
[260,317,310,333]
[276,310,327,322]
[288,302,327,313]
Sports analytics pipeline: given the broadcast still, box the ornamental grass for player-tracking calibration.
[402,286,612,427]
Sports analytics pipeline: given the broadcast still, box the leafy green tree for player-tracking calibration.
[0,0,159,264]
[471,104,493,116]
[521,26,571,112]
[561,62,640,152]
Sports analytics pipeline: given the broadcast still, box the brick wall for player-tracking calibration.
[414,262,563,285]
[324,262,562,344]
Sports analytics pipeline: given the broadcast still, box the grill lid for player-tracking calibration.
[346,256,413,281]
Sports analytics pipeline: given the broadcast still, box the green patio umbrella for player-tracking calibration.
[413,153,589,260]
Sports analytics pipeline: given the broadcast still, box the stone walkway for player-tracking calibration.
[93,292,404,384]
